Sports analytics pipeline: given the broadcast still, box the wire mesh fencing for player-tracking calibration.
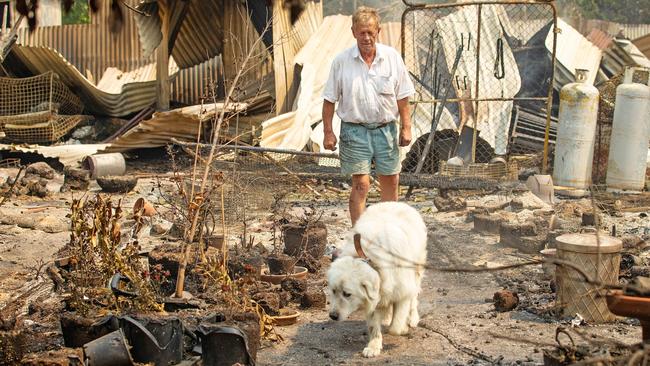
[401,1,557,176]
[0,71,86,143]
[173,143,341,233]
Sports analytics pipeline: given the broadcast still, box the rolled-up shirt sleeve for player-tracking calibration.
[395,56,415,100]
[322,57,341,103]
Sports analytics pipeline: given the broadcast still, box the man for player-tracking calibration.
[322,6,415,225]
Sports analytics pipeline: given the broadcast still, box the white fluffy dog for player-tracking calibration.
[327,201,427,358]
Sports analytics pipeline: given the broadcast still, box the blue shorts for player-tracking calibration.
[339,121,400,176]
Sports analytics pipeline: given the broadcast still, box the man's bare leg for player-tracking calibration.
[350,174,371,225]
[377,174,399,202]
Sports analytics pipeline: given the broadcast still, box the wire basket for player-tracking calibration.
[439,160,518,180]
[0,72,85,143]
[1,113,87,143]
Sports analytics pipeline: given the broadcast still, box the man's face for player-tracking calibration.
[352,20,380,55]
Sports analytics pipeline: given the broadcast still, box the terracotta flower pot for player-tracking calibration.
[282,222,327,259]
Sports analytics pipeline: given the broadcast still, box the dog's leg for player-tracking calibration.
[362,310,383,357]
[381,304,393,327]
[388,299,410,335]
[407,296,420,328]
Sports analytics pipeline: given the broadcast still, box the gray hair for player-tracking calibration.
[352,6,380,28]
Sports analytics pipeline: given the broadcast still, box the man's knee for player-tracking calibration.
[351,176,371,197]
[352,180,370,195]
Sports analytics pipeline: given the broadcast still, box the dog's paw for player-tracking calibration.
[388,325,409,336]
[362,346,381,358]
[408,313,420,328]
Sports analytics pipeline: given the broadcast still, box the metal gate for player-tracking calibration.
[400,1,557,175]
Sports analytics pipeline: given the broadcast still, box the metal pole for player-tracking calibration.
[405,46,464,199]
[472,4,482,163]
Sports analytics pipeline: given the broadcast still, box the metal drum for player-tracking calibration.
[553,69,599,194]
[556,232,622,323]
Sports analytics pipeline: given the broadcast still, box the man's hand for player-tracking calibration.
[324,130,338,151]
[399,126,412,147]
[396,97,412,147]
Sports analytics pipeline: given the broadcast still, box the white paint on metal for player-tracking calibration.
[553,69,599,189]
[606,67,650,191]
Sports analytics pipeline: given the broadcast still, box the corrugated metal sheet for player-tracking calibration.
[11,0,223,109]
[134,0,230,69]
[221,0,273,88]
[4,45,179,117]
[261,15,403,152]
[547,18,602,89]
[273,0,323,113]
[634,33,650,59]
[587,28,613,50]
[172,55,222,105]
[588,28,650,78]
[564,18,650,42]
[106,103,247,152]
[0,143,110,166]
[17,0,152,84]
[620,23,650,40]
[134,0,274,102]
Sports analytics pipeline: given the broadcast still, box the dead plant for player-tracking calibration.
[65,195,163,316]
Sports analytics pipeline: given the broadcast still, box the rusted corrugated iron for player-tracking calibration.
[635,34,650,59]
[11,0,232,110]
[273,0,323,114]
[134,0,224,69]
[566,18,650,41]
[17,1,152,84]
[4,45,179,116]
[172,55,223,105]
[105,103,248,152]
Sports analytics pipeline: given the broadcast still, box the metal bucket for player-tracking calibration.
[556,232,622,323]
[83,153,126,178]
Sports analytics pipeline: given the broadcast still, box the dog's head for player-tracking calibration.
[326,256,380,321]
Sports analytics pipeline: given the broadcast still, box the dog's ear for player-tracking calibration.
[361,278,379,305]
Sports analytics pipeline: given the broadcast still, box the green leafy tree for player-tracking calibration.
[61,0,90,25]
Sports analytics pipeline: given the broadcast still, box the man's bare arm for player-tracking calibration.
[397,97,411,147]
[323,100,337,151]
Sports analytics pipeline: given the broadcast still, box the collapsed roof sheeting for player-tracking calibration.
[3,45,179,117]
[261,16,402,153]
[105,103,248,152]
[589,28,650,78]
[547,18,602,89]
[634,33,650,59]
[134,0,224,69]
[0,143,110,167]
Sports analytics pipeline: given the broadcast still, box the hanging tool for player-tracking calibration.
[494,37,505,80]
[405,45,464,200]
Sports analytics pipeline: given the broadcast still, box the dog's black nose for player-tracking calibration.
[331,248,342,261]
[329,313,339,321]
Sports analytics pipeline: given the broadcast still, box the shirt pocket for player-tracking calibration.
[372,75,395,96]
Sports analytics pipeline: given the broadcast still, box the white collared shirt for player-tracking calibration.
[322,43,415,124]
